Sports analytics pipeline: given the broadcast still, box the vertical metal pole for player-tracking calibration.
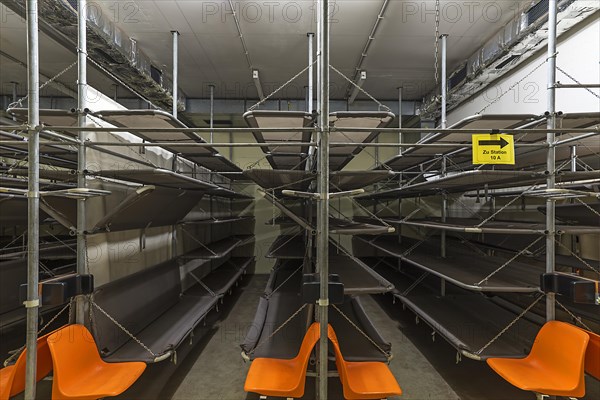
[12,82,19,103]
[398,86,403,155]
[317,0,330,398]
[112,84,118,101]
[24,0,40,398]
[172,31,179,119]
[308,32,314,112]
[440,34,448,129]
[546,0,557,321]
[316,0,322,112]
[440,34,448,260]
[570,146,577,172]
[76,0,88,325]
[209,84,215,143]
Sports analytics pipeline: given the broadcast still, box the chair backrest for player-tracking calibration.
[9,329,59,396]
[47,324,103,388]
[294,323,321,365]
[529,321,589,384]
[578,327,600,380]
[327,325,347,380]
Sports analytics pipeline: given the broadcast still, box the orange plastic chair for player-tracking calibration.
[487,321,589,399]
[328,325,402,400]
[244,322,320,399]
[0,329,57,400]
[576,327,600,381]
[47,324,146,400]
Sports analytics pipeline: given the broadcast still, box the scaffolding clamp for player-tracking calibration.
[23,299,40,308]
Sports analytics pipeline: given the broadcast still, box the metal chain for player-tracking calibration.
[330,65,392,112]
[448,193,485,220]
[8,61,78,109]
[248,61,316,111]
[434,0,441,84]
[475,294,545,355]
[181,228,218,256]
[91,301,156,357]
[189,272,217,297]
[3,301,72,367]
[575,197,600,218]
[266,265,303,299]
[477,55,551,115]
[555,299,593,331]
[401,271,430,297]
[331,304,392,361]
[557,66,600,100]
[476,180,545,228]
[476,235,545,286]
[246,303,308,356]
[554,239,600,275]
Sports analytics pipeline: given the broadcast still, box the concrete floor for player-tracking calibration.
[165,274,600,400]
[167,274,456,400]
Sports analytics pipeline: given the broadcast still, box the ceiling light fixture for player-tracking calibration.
[252,69,265,100]
[348,70,367,104]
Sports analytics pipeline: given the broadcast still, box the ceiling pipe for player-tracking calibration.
[228,0,254,70]
[345,0,390,96]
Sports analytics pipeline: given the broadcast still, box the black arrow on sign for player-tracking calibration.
[478,137,510,149]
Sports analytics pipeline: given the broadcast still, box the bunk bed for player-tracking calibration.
[240,110,399,370]
[0,109,256,369]
[353,110,600,364]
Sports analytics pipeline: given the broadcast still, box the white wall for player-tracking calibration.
[448,16,600,124]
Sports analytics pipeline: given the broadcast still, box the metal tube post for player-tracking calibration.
[76,0,88,325]
[308,33,314,112]
[440,34,448,260]
[570,146,577,172]
[209,84,215,143]
[440,34,448,129]
[172,31,179,119]
[398,86,403,155]
[316,0,321,112]
[546,0,557,321]
[24,0,40,398]
[12,82,18,103]
[317,0,330,398]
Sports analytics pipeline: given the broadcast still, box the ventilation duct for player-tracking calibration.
[421,0,598,119]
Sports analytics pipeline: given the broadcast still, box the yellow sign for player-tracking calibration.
[472,134,515,165]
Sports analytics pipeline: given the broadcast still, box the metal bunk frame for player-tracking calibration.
[3,0,598,397]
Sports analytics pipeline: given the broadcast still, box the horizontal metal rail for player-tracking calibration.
[1,125,598,135]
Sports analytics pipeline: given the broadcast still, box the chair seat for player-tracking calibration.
[343,361,402,399]
[58,360,146,400]
[487,357,582,397]
[0,365,16,400]
[48,325,146,400]
[244,323,320,399]
[244,358,304,397]
[486,321,589,399]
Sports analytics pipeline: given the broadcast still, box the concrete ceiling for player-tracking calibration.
[1,0,532,103]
